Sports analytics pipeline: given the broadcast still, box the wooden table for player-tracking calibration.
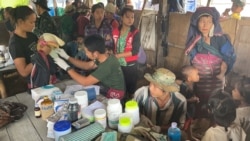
[0,80,78,141]
[0,92,53,141]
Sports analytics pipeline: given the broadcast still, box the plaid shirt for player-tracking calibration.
[85,18,114,50]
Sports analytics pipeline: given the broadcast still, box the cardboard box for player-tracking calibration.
[31,84,63,103]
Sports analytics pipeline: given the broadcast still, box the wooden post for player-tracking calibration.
[53,0,58,16]
[155,0,163,67]
[137,0,147,29]
[206,0,211,7]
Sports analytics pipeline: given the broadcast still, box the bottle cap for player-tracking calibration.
[171,122,177,128]
[54,120,71,131]
[94,109,106,118]
[108,99,120,106]
[125,100,138,110]
[119,117,131,127]
[69,97,78,104]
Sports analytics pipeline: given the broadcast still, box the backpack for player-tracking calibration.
[0,101,27,128]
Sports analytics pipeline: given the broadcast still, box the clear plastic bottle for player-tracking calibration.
[68,98,79,122]
[168,122,181,141]
[41,96,54,120]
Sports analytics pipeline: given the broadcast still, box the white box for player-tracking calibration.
[31,84,62,103]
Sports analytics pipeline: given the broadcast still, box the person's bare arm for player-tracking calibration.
[68,57,96,70]
[67,69,99,86]
[115,51,132,58]
[14,58,33,77]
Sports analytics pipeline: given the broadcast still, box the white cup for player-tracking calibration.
[74,91,88,109]
[0,45,5,52]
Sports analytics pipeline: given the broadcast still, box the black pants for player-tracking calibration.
[121,63,138,97]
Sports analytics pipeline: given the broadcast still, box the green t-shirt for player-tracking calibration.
[91,55,125,91]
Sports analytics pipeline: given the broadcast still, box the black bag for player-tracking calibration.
[0,101,27,128]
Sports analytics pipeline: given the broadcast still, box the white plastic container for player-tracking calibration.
[54,120,71,141]
[107,99,122,129]
[74,90,88,109]
[125,100,140,125]
[118,113,133,133]
[94,109,107,129]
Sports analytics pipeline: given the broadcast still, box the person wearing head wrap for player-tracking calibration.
[185,7,236,118]
[30,33,65,88]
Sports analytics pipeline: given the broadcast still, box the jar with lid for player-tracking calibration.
[34,104,41,118]
[125,100,140,125]
[68,98,79,122]
[107,99,122,129]
[41,96,54,120]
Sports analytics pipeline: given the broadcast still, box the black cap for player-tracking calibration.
[33,0,50,11]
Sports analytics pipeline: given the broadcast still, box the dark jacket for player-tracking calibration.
[30,51,57,88]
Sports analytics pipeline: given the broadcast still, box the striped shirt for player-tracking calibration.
[134,86,187,128]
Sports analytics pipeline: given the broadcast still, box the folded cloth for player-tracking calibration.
[59,122,105,141]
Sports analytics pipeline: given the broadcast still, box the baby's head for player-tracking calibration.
[37,33,65,55]
[208,90,236,129]
[232,77,250,104]
[181,65,199,83]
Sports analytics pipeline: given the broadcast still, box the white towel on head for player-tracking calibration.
[40,33,65,47]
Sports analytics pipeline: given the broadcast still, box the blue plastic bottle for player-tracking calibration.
[168,122,181,141]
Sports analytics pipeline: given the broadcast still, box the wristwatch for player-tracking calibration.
[66,67,72,72]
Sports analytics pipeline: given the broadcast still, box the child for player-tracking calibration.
[133,68,186,133]
[65,35,88,61]
[177,65,200,140]
[30,33,65,88]
[64,35,89,75]
[232,77,250,141]
[202,90,246,141]
[221,0,246,20]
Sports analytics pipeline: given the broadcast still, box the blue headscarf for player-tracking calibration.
[185,7,223,55]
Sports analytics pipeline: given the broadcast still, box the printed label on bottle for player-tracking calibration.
[35,111,41,117]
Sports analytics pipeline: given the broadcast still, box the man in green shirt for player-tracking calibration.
[52,34,125,100]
